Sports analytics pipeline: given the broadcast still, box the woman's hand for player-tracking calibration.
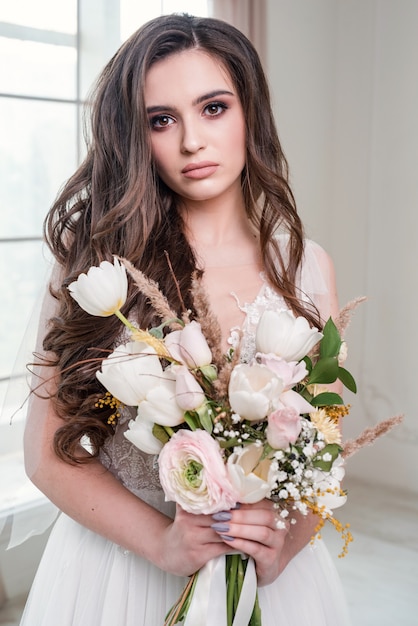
[211,500,288,586]
[156,504,232,577]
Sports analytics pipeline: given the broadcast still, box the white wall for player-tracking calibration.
[267,0,418,493]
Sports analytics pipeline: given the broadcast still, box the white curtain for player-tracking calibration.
[211,0,267,66]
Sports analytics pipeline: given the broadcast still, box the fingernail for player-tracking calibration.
[212,511,232,522]
[219,534,235,542]
[211,523,230,533]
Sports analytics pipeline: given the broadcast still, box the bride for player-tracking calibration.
[21,14,350,625]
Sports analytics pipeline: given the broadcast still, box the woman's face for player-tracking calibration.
[144,49,246,207]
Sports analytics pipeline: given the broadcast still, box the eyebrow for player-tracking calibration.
[146,89,235,114]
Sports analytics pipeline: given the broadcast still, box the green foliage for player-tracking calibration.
[320,318,342,357]
[312,443,342,471]
[310,392,344,407]
[338,366,357,393]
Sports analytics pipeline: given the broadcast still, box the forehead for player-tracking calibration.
[144,49,235,104]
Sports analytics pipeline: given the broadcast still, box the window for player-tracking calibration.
[0,1,79,442]
[0,1,210,447]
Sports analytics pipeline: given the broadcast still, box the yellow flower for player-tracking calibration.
[310,408,342,444]
[131,329,171,359]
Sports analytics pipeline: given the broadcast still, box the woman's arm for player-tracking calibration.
[24,376,230,577]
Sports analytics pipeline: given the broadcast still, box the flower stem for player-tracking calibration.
[226,554,239,626]
[114,309,137,332]
[250,592,262,626]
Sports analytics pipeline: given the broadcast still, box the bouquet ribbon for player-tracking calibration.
[184,554,257,626]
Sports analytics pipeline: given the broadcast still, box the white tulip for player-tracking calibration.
[68,257,128,317]
[256,309,323,362]
[165,321,212,368]
[96,342,164,406]
[228,363,284,421]
[124,414,164,455]
[227,443,275,503]
[173,365,206,411]
[138,380,185,426]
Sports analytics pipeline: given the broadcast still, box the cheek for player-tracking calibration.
[228,119,247,163]
[150,140,172,178]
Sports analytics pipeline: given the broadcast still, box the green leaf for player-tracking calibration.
[307,356,339,384]
[320,318,342,358]
[183,411,200,431]
[199,412,213,434]
[312,443,342,471]
[310,392,344,407]
[302,355,313,374]
[152,423,170,444]
[298,386,314,403]
[338,366,357,393]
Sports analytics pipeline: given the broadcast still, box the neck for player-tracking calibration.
[180,205,261,270]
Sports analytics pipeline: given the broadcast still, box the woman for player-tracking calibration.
[21,14,350,625]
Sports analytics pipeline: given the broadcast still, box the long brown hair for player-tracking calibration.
[41,14,319,463]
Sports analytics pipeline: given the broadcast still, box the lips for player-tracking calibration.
[181,161,219,179]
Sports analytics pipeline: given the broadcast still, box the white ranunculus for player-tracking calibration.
[68,256,128,317]
[256,309,323,362]
[96,341,164,406]
[228,363,284,421]
[124,414,164,455]
[165,321,212,368]
[158,429,238,514]
[227,443,275,503]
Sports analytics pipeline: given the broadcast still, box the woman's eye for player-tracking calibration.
[204,102,227,117]
[150,115,175,129]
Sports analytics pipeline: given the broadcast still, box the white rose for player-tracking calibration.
[68,256,127,317]
[228,363,284,421]
[227,443,275,503]
[256,309,323,362]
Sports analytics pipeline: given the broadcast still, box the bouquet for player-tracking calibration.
[68,256,401,626]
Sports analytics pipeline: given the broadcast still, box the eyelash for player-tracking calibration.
[150,101,229,130]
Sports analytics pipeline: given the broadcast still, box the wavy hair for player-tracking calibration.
[41,14,319,463]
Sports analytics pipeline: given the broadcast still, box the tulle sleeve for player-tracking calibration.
[2,264,61,548]
[299,238,340,324]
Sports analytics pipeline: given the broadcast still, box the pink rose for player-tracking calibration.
[158,429,238,514]
[266,407,302,449]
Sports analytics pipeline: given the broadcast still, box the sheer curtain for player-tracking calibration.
[211,0,266,65]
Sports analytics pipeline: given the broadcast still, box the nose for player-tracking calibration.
[180,117,206,154]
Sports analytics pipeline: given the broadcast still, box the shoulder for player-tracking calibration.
[302,238,335,277]
[273,233,335,282]
[273,233,338,319]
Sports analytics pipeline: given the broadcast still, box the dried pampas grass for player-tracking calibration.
[343,415,404,458]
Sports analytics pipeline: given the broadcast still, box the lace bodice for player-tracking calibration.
[98,238,333,514]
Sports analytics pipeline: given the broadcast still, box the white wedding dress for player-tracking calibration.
[19,239,351,625]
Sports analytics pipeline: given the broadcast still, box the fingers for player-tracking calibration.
[211,502,287,543]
